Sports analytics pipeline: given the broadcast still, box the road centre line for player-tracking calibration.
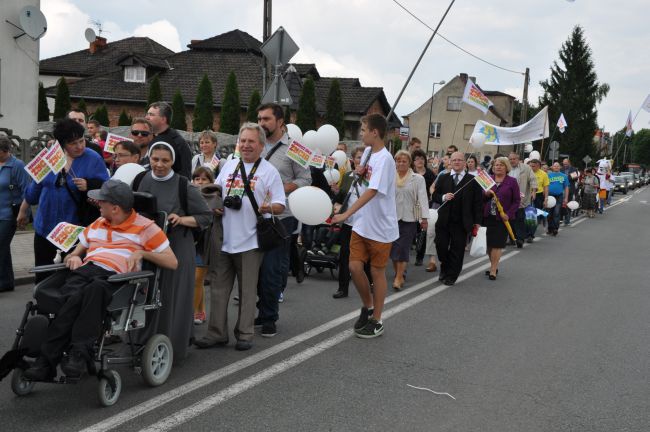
[139,252,521,432]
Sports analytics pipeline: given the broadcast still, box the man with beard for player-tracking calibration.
[130,117,154,169]
[255,103,311,338]
[145,102,192,178]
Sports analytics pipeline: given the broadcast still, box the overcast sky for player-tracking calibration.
[39,0,650,133]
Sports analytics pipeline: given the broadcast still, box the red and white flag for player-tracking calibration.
[557,113,568,133]
[462,79,493,114]
[625,110,634,137]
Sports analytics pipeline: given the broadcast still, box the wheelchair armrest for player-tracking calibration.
[30,263,68,273]
[107,271,154,283]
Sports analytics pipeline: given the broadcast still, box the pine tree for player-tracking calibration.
[539,25,609,163]
[147,74,163,106]
[37,82,50,121]
[325,79,345,138]
[94,104,110,126]
[118,109,132,126]
[220,72,241,134]
[53,77,71,120]
[76,98,88,117]
[284,106,291,125]
[296,76,317,132]
[193,74,215,131]
[171,89,188,131]
[246,90,261,123]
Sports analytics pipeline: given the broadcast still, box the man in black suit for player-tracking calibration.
[432,152,483,286]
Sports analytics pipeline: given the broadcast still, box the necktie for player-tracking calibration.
[453,173,459,186]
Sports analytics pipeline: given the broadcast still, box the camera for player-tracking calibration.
[223,195,242,210]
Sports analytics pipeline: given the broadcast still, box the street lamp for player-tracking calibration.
[426,80,446,155]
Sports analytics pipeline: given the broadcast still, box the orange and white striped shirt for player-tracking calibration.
[78,210,169,274]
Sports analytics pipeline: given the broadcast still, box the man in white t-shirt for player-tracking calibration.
[332,114,398,339]
[194,123,285,352]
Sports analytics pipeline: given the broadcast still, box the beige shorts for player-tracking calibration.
[349,231,391,268]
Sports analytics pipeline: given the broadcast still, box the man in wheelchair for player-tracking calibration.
[23,180,177,381]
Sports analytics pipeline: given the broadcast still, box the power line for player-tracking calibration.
[391,0,525,76]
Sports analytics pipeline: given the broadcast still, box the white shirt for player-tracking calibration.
[352,147,399,243]
[215,158,286,253]
[443,170,466,202]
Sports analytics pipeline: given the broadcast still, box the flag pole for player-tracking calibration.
[538,109,549,161]
[542,125,558,162]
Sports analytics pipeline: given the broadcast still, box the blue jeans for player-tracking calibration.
[257,217,298,324]
[0,219,17,291]
[548,194,563,231]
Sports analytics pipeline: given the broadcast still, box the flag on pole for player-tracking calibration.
[641,94,650,113]
[625,110,634,137]
[557,113,568,133]
[462,79,493,114]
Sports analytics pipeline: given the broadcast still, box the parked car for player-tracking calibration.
[611,175,628,195]
[620,172,636,189]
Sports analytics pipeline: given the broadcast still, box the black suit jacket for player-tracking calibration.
[432,172,483,232]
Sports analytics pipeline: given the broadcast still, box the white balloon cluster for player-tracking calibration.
[469,133,487,149]
[288,123,340,156]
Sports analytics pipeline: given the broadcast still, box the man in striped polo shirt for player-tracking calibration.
[25,180,177,381]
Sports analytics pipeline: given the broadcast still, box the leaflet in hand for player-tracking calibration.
[24,147,52,183]
[286,140,313,168]
[104,133,130,154]
[47,222,85,252]
[474,170,496,191]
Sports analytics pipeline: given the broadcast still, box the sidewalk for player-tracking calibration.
[11,230,35,286]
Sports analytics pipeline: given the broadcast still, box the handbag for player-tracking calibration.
[469,226,487,257]
[412,175,422,221]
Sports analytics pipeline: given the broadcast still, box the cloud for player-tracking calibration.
[40,0,91,57]
[133,20,182,52]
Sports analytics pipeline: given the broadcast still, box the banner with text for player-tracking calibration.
[472,106,549,146]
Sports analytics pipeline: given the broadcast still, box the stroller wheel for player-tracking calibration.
[141,334,173,387]
[304,262,312,276]
[11,367,35,396]
[316,267,324,274]
[97,369,122,407]
[330,267,338,280]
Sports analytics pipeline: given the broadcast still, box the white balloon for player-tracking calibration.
[567,200,579,211]
[288,186,333,226]
[529,150,541,160]
[317,124,340,155]
[546,196,557,208]
[524,143,534,153]
[111,163,145,186]
[302,130,319,150]
[286,124,303,142]
[323,169,341,185]
[469,133,486,149]
[331,150,347,168]
[523,158,530,165]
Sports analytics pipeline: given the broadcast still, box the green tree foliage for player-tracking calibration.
[325,79,345,138]
[53,77,71,120]
[193,74,215,132]
[118,109,132,126]
[631,129,650,166]
[538,25,609,163]
[220,72,241,134]
[93,104,110,127]
[296,76,317,132]
[147,74,163,106]
[37,82,50,121]
[171,89,188,131]
[284,106,291,125]
[76,98,88,117]
[246,90,261,122]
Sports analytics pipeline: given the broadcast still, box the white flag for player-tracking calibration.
[625,110,633,137]
[557,113,567,133]
[462,79,493,114]
[641,94,650,113]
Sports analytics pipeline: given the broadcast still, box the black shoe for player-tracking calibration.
[332,290,348,299]
[414,259,423,266]
[194,338,229,349]
[254,317,264,328]
[354,318,384,339]
[516,240,523,248]
[261,322,277,338]
[442,278,456,286]
[295,267,305,284]
[484,269,498,276]
[488,274,497,281]
[354,307,372,330]
[526,238,533,244]
[235,340,252,351]
[60,350,87,378]
[23,357,55,381]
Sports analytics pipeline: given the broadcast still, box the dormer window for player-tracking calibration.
[124,66,146,83]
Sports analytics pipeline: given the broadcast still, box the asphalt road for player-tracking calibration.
[1,187,648,432]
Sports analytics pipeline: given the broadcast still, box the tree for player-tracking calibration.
[192,75,214,132]
[147,74,163,106]
[37,82,50,121]
[325,79,345,138]
[53,77,71,120]
[296,76,317,132]
[631,129,650,166]
[76,98,88,117]
[170,89,187,131]
[220,72,241,134]
[284,106,291,125]
[93,104,109,127]
[538,25,609,163]
[246,90,261,123]
[118,109,132,126]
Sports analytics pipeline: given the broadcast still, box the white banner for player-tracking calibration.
[472,106,549,146]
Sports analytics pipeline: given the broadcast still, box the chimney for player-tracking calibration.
[459,73,468,83]
[190,39,203,45]
[89,36,107,54]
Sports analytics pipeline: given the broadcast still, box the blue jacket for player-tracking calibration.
[0,155,30,221]
[25,148,108,236]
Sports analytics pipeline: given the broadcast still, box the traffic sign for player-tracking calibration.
[549,141,560,151]
[582,155,592,164]
[261,76,292,105]
[260,27,299,65]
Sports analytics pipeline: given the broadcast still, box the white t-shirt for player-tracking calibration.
[215,158,286,253]
[352,147,399,243]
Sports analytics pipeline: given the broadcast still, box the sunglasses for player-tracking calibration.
[131,130,151,137]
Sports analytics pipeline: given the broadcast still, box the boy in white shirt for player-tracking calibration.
[332,114,399,338]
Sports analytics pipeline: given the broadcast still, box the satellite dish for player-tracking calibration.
[19,6,47,40]
[84,28,97,43]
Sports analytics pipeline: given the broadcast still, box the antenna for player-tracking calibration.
[89,19,105,37]
[84,27,96,43]
[6,6,47,40]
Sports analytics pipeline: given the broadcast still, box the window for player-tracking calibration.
[429,122,442,138]
[447,96,462,111]
[463,124,475,140]
[124,66,146,83]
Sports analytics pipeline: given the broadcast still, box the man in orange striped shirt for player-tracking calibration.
[25,180,177,381]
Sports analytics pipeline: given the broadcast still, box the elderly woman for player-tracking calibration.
[0,137,29,292]
[390,150,429,290]
[23,118,109,282]
[194,123,285,351]
[483,156,520,280]
[133,142,212,363]
[581,168,600,218]
[191,130,224,177]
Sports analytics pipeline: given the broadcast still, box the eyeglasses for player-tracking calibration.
[131,130,151,137]
[114,153,133,159]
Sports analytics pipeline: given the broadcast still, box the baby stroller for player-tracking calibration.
[0,193,173,407]
[304,223,341,280]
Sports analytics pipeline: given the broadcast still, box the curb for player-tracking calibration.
[15,274,35,287]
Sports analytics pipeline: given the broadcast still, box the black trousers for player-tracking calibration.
[34,234,69,284]
[41,264,115,366]
[513,208,526,242]
[435,222,468,281]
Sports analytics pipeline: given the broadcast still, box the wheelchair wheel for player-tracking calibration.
[11,368,35,396]
[97,369,121,407]
[141,334,173,387]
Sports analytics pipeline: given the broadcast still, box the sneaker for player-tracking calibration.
[23,356,55,381]
[194,311,206,325]
[254,317,264,328]
[278,292,284,303]
[353,307,372,330]
[261,322,277,338]
[355,318,384,339]
[235,340,252,351]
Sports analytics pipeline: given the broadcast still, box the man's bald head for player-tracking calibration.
[450,151,466,172]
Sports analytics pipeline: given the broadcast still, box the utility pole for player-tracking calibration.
[518,67,530,155]
[262,0,272,92]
